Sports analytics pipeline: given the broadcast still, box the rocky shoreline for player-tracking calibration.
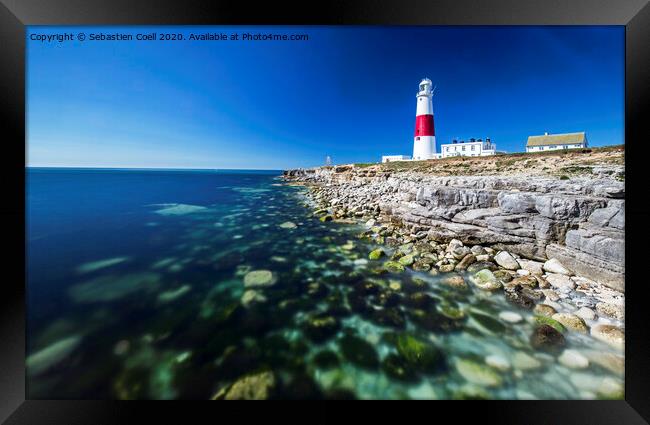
[282,160,625,352]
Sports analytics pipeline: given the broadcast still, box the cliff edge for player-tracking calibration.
[284,146,625,291]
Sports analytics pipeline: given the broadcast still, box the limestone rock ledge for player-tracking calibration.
[284,166,624,291]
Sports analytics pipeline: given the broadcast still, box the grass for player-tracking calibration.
[343,144,624,177]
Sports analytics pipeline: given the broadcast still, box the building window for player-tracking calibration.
[462,146,465,151]
[471,145,475,151]
[416,137,420,141]
[446,147,449,152]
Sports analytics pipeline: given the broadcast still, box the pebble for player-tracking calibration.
[551,313,589,333]
[113,340,130,356]
[485,354,511,371]
[533,304,557,317]
[278,221,297,229]
[558,349,589,369]
[498,311,523,323]
[543,258,572,275]
[575,306,596,321]
[595,302,624,321]
[545,273,576,290]
[512,351,542,371]
[591,324,625,349]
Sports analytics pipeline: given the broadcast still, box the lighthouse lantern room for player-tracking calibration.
[412,78,436,160]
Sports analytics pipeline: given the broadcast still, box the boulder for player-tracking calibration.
[551,313,589,333]
[455,254,476,271]
[470,269,502,291]
[494,251,519,270]
[543,258,572,276]
[530,324,566,353]
[545,273,575,290]
[591,324,624,349]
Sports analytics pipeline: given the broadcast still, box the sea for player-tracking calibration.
[26,168,623,399]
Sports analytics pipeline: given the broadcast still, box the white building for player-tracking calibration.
[526,132,588,153]
[381,155,411,163]
[440,138,497,158]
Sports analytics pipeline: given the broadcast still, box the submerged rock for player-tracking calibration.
[76,256,129,274]
[382,354,418,382]
[303,313,341,342]
[157,285,191,303]
[498,311,523,323]
[470,311,506,334]
[470,269,502,291]
[533,304,557,317]
[214,370,276,400]
[69,272,161,303]
[395,333,443,373]
[368,249,385,260]
[530,324,566,353]
[511,351,542,371]
[558,349,589,369]
[338,334,379,369]
[533,315,566,333]
[455,358,502,387]
[384,261,405,273]
[27,335,82,376]
[243,270,277,288]
[313,350,340,369]
[154,203,207,216]
[372,307,406,329]
[440,274,468,290]
[551,313,588,334]
[398,255,415,266]
[241,289,267,308]
[485,354,511,371]
[279,221,298,229]
[504,286,535,309]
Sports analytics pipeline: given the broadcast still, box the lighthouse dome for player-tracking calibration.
[418,78,433,96]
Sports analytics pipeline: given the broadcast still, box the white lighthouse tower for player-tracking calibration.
[412,78,436,160]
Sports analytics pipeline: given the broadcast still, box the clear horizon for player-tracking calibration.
[27,26,624,169]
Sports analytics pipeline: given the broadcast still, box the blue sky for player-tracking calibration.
[27,26,624,169]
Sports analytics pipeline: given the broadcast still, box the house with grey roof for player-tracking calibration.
[525,132,588,153]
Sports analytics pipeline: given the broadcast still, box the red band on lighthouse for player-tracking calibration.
[414,114,435,137]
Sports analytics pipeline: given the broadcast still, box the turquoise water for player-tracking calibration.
[26,168,623,399]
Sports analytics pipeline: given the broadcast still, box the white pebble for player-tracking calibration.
[485,354,511,371]
[558,349,590,369]
[498,311,523,323]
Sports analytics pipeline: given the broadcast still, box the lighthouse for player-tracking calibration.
[412,78,436,160]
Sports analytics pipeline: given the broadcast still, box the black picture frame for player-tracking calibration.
[1,0,649,423]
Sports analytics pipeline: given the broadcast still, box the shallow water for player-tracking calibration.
[26,168,623,399]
